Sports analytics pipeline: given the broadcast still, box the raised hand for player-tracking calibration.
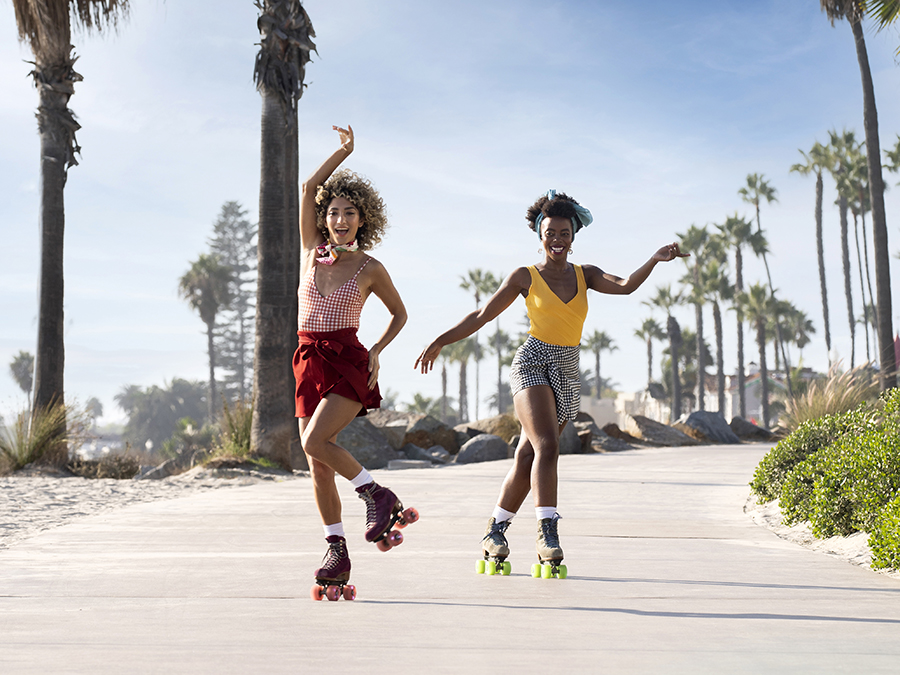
[653,242,689,262]
[333,124,354,154]
[414,341,443,374]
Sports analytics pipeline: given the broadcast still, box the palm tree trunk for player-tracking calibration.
[646,337,653,387]
[757,319,769,428]
[496,330,503,413]
[815,172,832,363]
[860,204,878,338]
[667,315,682,422]
[459,360,468,424]
[713,300,725,418]
[850,18,897,389]
[695,301,704,411]
[839,196,856,368]
[755,205,793,396]
[735,247,746,419]
[853,212,871,361]
[206,321,218,423]
[441,361,448,422]
[594,349,602,399]
[250,88,296,471]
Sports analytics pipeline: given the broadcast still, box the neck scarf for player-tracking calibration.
[316,240,359,265]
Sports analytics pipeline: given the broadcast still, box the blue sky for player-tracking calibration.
[3,0,900,424]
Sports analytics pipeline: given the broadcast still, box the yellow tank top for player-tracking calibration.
[525,264,588,347]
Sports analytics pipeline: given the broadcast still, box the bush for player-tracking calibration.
[0,401,89,471]
[779,362,880,432]
[212,398,253,458]
[67,454,141,479]
[749,405,875,502]
[870,495,900,571]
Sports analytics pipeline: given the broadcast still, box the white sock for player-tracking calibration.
[323,522,345,538]
[492,506,517,523]
[535,506,558,521]
[349,469,373,489]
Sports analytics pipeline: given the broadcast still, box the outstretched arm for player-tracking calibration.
[300,126,354,258]
[584,242,688,295]
[364,261,408,390]
[414,268,530,373]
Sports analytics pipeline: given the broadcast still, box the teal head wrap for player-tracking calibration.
[532,189,594,238]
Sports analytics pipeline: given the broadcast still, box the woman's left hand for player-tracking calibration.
[654,242,689,262]
[367,350,380,390]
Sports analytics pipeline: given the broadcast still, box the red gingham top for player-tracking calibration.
[298,257,370,332]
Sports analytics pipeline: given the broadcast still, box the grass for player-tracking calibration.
[779,362,881,432]
[0,400,89,472]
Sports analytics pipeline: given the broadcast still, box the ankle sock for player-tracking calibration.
[349,469,373,489]
[535,506,558,521]
[323,522,345,538]
[492,506,517,523]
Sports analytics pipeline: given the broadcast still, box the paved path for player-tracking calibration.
[2,442,900,674]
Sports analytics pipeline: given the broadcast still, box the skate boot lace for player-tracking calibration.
[539,516,561,549]
[488,519,510,542]
[359,486,378,528]
[322,540,346,570]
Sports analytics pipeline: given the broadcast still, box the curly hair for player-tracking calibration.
[525,191,583,237]
[315,169,388,251]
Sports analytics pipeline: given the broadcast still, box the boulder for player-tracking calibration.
[366,409,412,427]
[674,411,741,444]
[403,415,460,454]
[590,430,634,453]
[335,417,400,469]
[465,414,522,443]
[602,423,642,444]
[455,434,510,464]
[730,416,774,441]
[386,459,432,470]
[401,443,451,465]
[623,414,700,446]
[453,424,485,450]
[559,422,582,454]
[380,419,411,450]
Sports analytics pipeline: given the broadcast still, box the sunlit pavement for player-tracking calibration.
[2,442,900,674]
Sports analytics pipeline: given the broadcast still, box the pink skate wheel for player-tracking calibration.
[403,507,420,524]
[343,585,357,601]
[387,530,404,546]
[310,585,325,601]
[376,538,392,552]
[325,585,341,601]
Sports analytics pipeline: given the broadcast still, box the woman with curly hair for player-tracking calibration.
[415,190,687,578]
[298,125,412,601]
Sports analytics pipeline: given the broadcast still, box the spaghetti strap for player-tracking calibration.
[352,256,372,279]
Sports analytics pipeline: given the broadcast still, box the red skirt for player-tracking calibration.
[293,328,381,418]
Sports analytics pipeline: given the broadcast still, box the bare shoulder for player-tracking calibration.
[580,264,606,284]
[507,266,532,288]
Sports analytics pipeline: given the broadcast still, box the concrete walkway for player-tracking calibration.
[2,443,900,674]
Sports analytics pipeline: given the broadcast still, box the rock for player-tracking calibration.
[366,409,412,427]
[674,411,741,444]
[559,422,582,454]
[623,414,700,446]
[730,416,774,441]
[403,415,460,454]
[335,417,400,469]
[401,443,451,465]
[466,414,522,443]
[453,424,484,450]
[576,428,594,453]
[386,459,432,470]
[590,431,634,453]
[135,457,179,480]
[455,434,510,464]
[380,419,411,450]
[602,423,641,444]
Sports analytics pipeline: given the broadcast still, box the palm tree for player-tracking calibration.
[179,255,233,424]
[739,283,775,428]
[739,173,792,396]
[445,338,478,424]
[9,351,35,407]
[678,224,712,410]
[783,306,816,365]
[644,285,683,421]
[828,128,859,368]
[251,1,316,469]
[791,141,834,364]
[633,318,665,388]
[11,0,131,461]
[700,255,733,418]
[716,214,767,419]
[847,146,874,360]
[582,330,618,399]
[821,0,896,389]
[459,269,499,421]
[488,328,513,413]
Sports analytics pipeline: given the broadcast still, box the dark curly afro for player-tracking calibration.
[315,169,388,251]
[525,192,584,238]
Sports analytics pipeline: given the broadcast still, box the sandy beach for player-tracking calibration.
[0,465,302,551]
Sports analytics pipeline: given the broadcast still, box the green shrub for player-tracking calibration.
[213,398,253,459]
[869,495,900,571]
[749,406,875,502]
[67,454,141,479]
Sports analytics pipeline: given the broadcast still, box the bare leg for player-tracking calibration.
[495,385,567,511]
[299,393,365,526]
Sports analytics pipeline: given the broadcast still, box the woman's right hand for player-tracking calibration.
[333,124,354,154]
[414,341,442,374]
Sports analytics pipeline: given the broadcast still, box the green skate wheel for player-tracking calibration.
[486,560,497,575]
[558,565,567,579]
[476,559,486,574]
[541,564,552,579]
[501,561,512,576]
[531,563,541,578]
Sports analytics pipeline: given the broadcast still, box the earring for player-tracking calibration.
[538,248,543,254]
[568,247,573,255]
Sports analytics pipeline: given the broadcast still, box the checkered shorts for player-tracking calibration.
[509,336,581,426]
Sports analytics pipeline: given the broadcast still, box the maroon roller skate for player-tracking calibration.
[356,482,420,552]
[310,536,356,601]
